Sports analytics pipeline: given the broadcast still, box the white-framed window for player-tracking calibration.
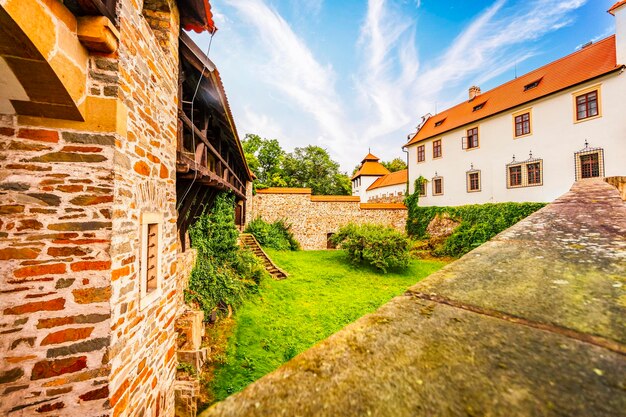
[466,170,481,193]
[432,176,443,196]
[139,212,163,310]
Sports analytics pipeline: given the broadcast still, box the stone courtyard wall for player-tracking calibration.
[250,189,407,250]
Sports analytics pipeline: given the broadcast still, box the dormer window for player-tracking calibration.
[434,118,445,127]
[524,79,542,91]
[472,102,485,112]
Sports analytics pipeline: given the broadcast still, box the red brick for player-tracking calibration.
[72,286,111,304]
[41,327,94,346]
[110,378,129,407]
[31,356,87,380]
[16,219,44,231]
[14,263,66,278]
[36,402,65,412]
[159,163,169,179]
[17,129,59,143]
[0,247,41,260]
[48,247,88,257]
[4,298,65,315]
[79,385,109,401]
[57,184,84,193]
[134,161,150,176]
[112,265,130,281]
[70,261,111,272]
[0,127,15,136]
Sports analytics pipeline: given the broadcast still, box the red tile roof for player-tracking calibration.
[609,0,626,15]
[352,152,390,179]
[406,36,621,146]
[367,169,408,191]
[180,0,217,33]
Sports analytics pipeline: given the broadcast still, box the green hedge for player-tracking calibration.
[245,218,300,251]
[185,193,267,318]
[406,180,545,257]
[330,223,410,273]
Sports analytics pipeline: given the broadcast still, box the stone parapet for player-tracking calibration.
[203,179,626,417]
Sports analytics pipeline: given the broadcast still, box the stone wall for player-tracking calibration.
[0,0,186,416]
[250,189,407,250]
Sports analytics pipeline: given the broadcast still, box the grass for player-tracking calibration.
[209,249,447,402]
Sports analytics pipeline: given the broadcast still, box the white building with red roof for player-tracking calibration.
[351,152,408,203]
[405,2,626,206]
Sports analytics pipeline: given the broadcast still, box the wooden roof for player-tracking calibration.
[406,36,621,146]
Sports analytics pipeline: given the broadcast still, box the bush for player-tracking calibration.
[405,184,545,257]
[185,193,268,318]
[245,218,300,251]
[331,223,410,273]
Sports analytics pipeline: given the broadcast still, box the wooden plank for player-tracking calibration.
[179,111,245,190]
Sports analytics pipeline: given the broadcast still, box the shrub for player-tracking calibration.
[331,223,410,273]
[245,218,300,251]
[185,193,267,318]
[405,187,546,257]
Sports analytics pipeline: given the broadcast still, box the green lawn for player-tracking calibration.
[210,249,447,401]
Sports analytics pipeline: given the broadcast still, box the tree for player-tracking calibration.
[381,158,407,172]
[282,146,351,195]
[242,134,286,188]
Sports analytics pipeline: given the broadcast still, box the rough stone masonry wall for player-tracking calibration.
[0,1,120,415]
[250,191,407,250]
[107,1,181,417]
[0,0,183,416]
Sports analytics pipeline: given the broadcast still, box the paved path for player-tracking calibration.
[202,179,626,417]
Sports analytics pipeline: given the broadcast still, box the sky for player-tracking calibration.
[188,0,617,172]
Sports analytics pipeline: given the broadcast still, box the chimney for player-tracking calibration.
[468,85,481,100]
[609,1,626,65]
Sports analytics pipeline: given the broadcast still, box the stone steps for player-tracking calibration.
[239,233,288,280]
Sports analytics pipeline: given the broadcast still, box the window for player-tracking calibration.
[433,140,442,158]
[140,212,163,309]
[418,181,427,197]
[472,102,485,112]
[575,90,599,121]
[434,119,445,127]
[527,162,541,185]
[524,79,541,91]
[514,112,531,137]
[507,158,543,188]
[467,171,481,192]
[508,165,522,187]
[417,145,425,162]
[465,127,479,149]
[580,153,599,178]
[432,177,443,196]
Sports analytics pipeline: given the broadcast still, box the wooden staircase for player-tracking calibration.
[240,234,288,280]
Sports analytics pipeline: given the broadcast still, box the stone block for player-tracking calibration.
[176,348,207,374]
[77,16,120,53]
[175,310,204,351]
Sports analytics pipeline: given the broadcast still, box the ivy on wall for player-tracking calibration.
[405,178,546,257]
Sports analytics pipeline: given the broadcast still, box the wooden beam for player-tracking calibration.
[178,113,245,190]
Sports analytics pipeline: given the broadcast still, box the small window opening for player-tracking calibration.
[146,223,158,293]
[524,79,541,91]
[434,119,445,127]
[472,102,485,112]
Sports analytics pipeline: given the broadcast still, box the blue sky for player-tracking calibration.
[189,0,616,171]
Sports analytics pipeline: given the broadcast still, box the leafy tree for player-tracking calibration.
[282,145,350,195]
[381,157,407,172]
[242,134,286,188]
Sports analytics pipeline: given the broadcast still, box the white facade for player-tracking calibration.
[407,73,626,206]
[352,175,381,202]
[366,182,405,201]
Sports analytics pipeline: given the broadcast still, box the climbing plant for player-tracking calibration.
[404,183,546,257]
[185,193,267,318]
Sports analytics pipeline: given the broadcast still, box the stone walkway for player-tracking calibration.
[201,179,626,417]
